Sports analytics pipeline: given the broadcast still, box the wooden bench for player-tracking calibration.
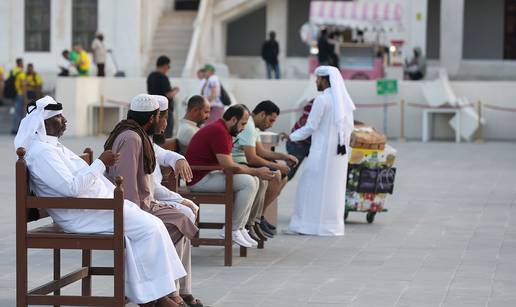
[16,147,126,306]
[159,138,252,267]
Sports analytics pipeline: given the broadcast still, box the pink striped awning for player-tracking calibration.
[310,0,404,28]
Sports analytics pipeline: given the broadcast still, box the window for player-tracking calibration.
[25,0,51,52]
[72,0,98,49]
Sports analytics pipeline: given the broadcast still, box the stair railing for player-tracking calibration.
[182,0,212,78]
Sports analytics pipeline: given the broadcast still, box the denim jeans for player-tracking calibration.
[266,63,280,79]
[286,141,311,180]
[11,94,24,133]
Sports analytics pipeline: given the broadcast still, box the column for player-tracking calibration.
[440,0,464,75]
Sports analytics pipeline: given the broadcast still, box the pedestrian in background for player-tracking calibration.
[25,63,43,102]
[147,55,179,137]
[91,32,107,77]
[261,31,280,79]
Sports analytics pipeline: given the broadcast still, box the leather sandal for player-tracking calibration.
[180,294,204,307]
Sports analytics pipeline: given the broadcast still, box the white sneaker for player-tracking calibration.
[232,230,252,248]
[240,229,258,247]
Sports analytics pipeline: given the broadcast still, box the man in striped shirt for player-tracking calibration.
[283,98,314,180]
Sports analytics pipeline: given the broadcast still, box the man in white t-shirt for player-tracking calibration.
[176,95,210,155]
[201,64,224,125]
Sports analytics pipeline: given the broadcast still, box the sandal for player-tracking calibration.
[180,294,204,307]
[169,295,188,307]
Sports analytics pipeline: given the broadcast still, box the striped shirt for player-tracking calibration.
[290,98,314,145]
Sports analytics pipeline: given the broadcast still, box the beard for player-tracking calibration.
[229,123,240,137]
[153,133,165,145]
[146,121,159,135]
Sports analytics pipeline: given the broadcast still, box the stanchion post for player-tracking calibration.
[474,100,484,143]
[398,99,406,143]
[99,95,105,136]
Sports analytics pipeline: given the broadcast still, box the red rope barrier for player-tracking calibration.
[282,102,398,114]
[356,102,398,108]
[483,104,516,113]
[407,102,475,109]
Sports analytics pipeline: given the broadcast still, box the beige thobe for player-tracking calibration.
[106,130,198,243]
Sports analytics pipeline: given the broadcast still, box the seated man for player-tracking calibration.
[152,95,197,221]
[151,95,203,307]
[186,104,275,248]
[15,96,184,307]
[104,94,202,307]
[176,95,210,155]
[232,100,298,238]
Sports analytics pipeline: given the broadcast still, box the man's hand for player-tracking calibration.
[285,154,299,167]
[254,167,276,181]
[99,150,120,167]
[175,159,193,183]
[181,199,199,216]
[279,132,290,142]
[171,86,180,96]
[276,163,290,175]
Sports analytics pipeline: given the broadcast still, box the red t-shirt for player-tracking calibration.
[186,119,232,185]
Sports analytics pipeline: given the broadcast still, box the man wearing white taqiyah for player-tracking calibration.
[150,95,205,307]
[288,66,355,236]
[151,95,198,222]
[15,96,185,307]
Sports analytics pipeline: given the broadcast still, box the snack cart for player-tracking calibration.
[345,123,397,223]
[304,0,408,80]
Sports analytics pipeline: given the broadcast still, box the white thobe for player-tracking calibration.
[152,144,196,221]
[288,88,351,236]
[25,135,186,304]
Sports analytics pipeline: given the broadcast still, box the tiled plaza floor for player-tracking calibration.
[1,135,515,307]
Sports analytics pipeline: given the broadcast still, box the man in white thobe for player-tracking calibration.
[288,66,355,236]
[151,95,204,307]
[14,96,185,307]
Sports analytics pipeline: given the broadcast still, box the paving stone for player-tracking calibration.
[2,137,516,306]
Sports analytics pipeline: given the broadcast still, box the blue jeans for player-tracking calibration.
[11,94,25,133]
[286,141,311,180]
[266,63,280,79]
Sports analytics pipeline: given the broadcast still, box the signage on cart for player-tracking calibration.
[376,79,398,96]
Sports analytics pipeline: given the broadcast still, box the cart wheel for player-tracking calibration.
[366,212,376,223]
[344,210,349,221]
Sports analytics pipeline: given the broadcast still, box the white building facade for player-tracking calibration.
[1,0,515,82]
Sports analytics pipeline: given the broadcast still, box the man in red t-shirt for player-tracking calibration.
[186,104,275,248]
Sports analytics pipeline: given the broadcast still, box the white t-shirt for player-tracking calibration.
[91,38,107,64]
[202,75,224,108]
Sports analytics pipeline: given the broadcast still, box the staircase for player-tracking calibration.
[147,11,197,77]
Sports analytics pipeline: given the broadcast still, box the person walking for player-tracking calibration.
[147,55,179,137]
[25,63,43,102]
[201,64,224,125]
[261,31,280,79]
[91,32,107,77]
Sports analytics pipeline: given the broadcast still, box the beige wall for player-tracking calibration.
[55,77,516,141]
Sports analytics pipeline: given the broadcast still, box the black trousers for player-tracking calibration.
[97,63,105,77]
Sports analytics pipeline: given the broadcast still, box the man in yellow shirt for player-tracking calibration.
[11,58,27,134]
[25,63,43,101]
[73,45,90,76]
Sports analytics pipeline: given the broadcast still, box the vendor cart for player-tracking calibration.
[345,124,397,223]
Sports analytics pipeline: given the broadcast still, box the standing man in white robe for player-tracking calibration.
[15,96,185,307]
[288,66,355,236]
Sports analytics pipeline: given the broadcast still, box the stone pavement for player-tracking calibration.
[1,135,515,307]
